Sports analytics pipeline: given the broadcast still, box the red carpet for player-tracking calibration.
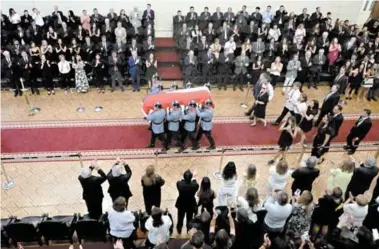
[155,38,176,48]
[159,66,183,80]
[156,51,180,63]
[1,120,378,154]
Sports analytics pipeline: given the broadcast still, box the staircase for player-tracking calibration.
[155,38,183,80]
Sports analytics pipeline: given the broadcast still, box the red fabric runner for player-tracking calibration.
[1,120,378,154]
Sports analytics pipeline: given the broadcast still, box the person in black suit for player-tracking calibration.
[173,10,185,31]
[51,5,65,28]
[331,67,348,94]
[291,156,320,194]
[107,159,133,205]
[141,165,165,214]
[345,157,378,200]
[315,84,340,127]
[310,49,326,89]
[18,50,39,94]
[310,7,323,27]
[1,50,18,96]
[331,104,344,138]
[250,7,262,26]
[186,6,198,29]
[21,10,33,30]
[212,7,224,30]
[175,170,199,234]
[78,160,107,219]
[200,47,215,83]
[344,109,373,154]
[296,8,309,28]
[142,4,155,27]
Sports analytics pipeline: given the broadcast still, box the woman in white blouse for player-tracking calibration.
[32,8,44,27]
[269,56,283,88]
[224,36,236,56]
[339,193,369,228]
[268,24,281,42]
[9,8,21,28]
[115,21,127,44]
[267,161,290,197]
[218,161,239,206]
[145,207,172,247]
[294,23,306,43]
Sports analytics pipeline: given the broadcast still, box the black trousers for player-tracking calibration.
[275,107,295,124]
[85,197,103,220]
[177,208,195,231]
[234,73,246,86]
[60,73,71,89]
[315,109,329,127]
[245,103,256,116]
[182,130,197,147]
[196,127,215,147]
[346,133,361,154]
[368,85,378,99]
[150,132,168,149]
[270,74,280,88]
[309,69,320,87]
[167,130,183,148]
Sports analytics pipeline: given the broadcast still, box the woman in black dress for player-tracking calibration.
[250,84,269,127]
[298,100,319,145]
[145,53,158,88]
[40,55,54,95]
[141,165,165,215]
[92,53,105,93]
[311,186,343,240]
[268,116,298,165]
[90,23,101,44]
[346,63,364,100]
[251,55,264,85]
[46,26,58,46]
[54,38,67,62]
[311,115,335,164]
[197,176,216,217]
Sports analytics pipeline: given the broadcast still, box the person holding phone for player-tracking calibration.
[78,160,106,219]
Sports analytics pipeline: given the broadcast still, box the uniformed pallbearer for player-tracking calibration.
[146,102,169,151]
[167,100,185,152]
[181,100,198,150]
[194,99,216,150]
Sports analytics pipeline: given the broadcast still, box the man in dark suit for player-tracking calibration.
[296,8,309,28]
[367,71,379,101]
[21,10,33,29]
[331,67,348,93]
[310,7,323,27]
[142,35,155,58]
[291,156,320,194]
[107,159,133,205]
[142,4,155,27]
[51,5,65,28]
[128,50,142,92]
[224,7,235,27]
[212,7,224,30]
[78,161,107,219]
[108,51,125,92]
[218,21,231,45]
[1,50,18,96]
[91,8,104,26]
[234,51,249,90]
[315,84,340,126]
[344,109,373,154]
[173,10,185,31]
[331,104,344,138]
[186,6,198,29]
[274,5,287,28]
[199,7,211,31]
[18,50,39,94]
[98,35,113,59]
[175,170,199,234]
[251,7,262,26]
[345,157,378,199]
[310,49,326,89]
[200,47,215,84]
[316,31,330,52]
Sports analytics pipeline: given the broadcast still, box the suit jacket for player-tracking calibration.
[107,164,132,199]
[224,12,235,26]
[218,27,232,44]
[332,74,348,92]
[274,10,287,24]
[296,13,309,27]
[212,12,224,28]
[331,113,344,137]
[234,56,249,74]
[1,57,14,78]
[78,169,106,200]
[321,92,340,112]
[113,42,127,54]
[142,41,155,54]
[21,14,33,29]
[346,164,379,196]
[175,179,199,209]
[142,9,155,25]
[108,56,124,75]
[91,14,104,25]
[97,41,113,56]
[186,12,198,27]
[312,54,326,67]
[173,15,185,29]
[251,12,262,25]
[291,167,320,192]
[128,56,141,74]
[316,37,329,50]
[201,52,215,65]
[349,117,372,140]
[252,41,266,54]
[199,12,211,30]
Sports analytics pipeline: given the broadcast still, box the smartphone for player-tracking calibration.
[295,189,301,197]
[301,232,309,242]
[373,229,379,241]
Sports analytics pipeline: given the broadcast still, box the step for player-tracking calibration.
[159,65,183,80]
[155,37,176,48]
[156,51,180,63]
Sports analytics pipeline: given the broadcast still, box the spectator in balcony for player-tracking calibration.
[199,7,211,31]
[130,7,142,33]
[141,165,165,214]
[224,7,235,28]
[31,8,44,27]
[262,5,273,28]
[184,50,197,84]
[186,6,198,30]
[78,160,106,219]
[268,24,281,42]
[108,197,136,248]
[145,53,158,87]
[80,10,91,31]
[212,7,224,30]
[128,50,142,92]
[40,54,54,95]
[234,51,249,91]
[174,10,185,31]
[219,21,231,45]
[268,56,283,88]
[191,25,202,44]
[142,4,155,27]
[91,8,104,27]
[115,21,127,44]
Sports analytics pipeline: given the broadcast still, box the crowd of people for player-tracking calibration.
[1,4,158,96]
[174,5,379,98]
[78,157,379,249]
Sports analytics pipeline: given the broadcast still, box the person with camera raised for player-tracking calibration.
[78,160,107,219]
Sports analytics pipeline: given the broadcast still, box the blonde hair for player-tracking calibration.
[356,194,369,206]
[298,190,313,207]
[340,159,355,173]
[141,165,157,186]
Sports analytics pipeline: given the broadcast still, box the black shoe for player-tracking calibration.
[36,89,40,95]
[347,150,354,155]
[132,89,136,92]
[317,158,325,164]
[268,159,275,165]
[137,89,140,92]
[308,85,311,89]
[178,147,185,153]
[224,86,227,90]
[343,145,349,150]
[147,144,155,148]
[192,145,200,150]
[367,97,372,101]
[207,145,216,150]
[161,147,168,152]
[244,112,251,116]
[233,85,237,91]
[272,121,279,126]
[372,97,377,101]
[31,88,35,94]
[239,86,243,91]
[177,227,182,234]
[19,90,23,96]
[14,90,19,97]
[313,85,318,89]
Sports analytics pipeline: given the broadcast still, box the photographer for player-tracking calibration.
[78,160,106,219]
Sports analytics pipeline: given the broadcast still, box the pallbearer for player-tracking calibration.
[181,100,198,150]
[167,100,185,152]
[194,99,216,150]
[147,102,169,151]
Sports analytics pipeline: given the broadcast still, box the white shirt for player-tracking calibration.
[356,117,368,127]
[237,196,264,223]
[294,102,307,115]
[268,166,290,191]
[264,196,293,229]
[224,41,236,54]
[343,203,368,227]
[265,83,274,101]
[10,13,21,24]
[58,61,71,74]
[218,177,239,206]
[32,12,44,26]
[145,215,172,245]
[108,209,135,238]
[269,28,281,41]
[284,89,301,111]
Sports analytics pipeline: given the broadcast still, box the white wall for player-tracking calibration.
[1,0,366,37]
